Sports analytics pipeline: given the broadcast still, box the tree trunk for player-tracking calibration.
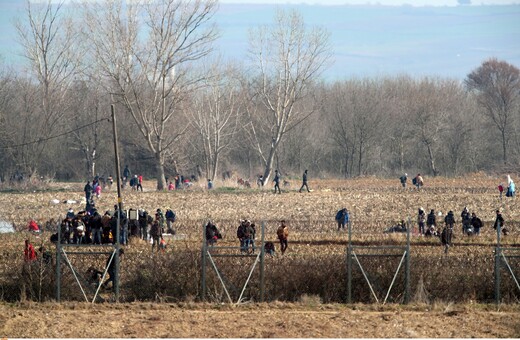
[357,141,363,177]
[343,152,349,179]
[426,143,438,176]
[501,129,507,164]
[211,153,219,182]
[155,153,166,190]
[262,141,279,185]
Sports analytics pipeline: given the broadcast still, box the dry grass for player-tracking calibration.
[0,174,519,305]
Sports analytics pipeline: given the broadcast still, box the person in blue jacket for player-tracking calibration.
[335,208,349,231]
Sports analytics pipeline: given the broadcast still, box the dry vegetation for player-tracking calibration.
[0,174,520,337]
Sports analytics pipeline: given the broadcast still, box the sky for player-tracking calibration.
[217,0,518,4]
[1,0,519,81]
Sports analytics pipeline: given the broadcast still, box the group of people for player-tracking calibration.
[399,173,424,189]
[203,219,288,256]
[47,204,177,250]
[269,169,310,194]
[166,174,197,191]
[416,207,508,238]
[122,166,144,191]
[498,175,516,199]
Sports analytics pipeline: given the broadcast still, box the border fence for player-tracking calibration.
[1,217,518,304]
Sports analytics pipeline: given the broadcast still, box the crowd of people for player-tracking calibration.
[45,203,177,251]
[21,172,517,266]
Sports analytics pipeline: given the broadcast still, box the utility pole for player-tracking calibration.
[111,104,123,301]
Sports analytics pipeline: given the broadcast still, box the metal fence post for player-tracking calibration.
[260,221,265,302]
[347,219,352,303]
[56,223,61,302]
[405,218,411,304]
[201,221,207,301]
[495,220,501,305]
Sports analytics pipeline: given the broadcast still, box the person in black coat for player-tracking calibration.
[493,209,508,236]
[298,170,310,193]
[470,212,483,236]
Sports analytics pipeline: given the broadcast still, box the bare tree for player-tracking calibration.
[246,9,332,185]
[465,58,520,164]
[409,78,463,176]
[189,61,241,181]
[15,0,79,173]
[326,79,384,177]
[326,82,356,178]
[81,0,219,189]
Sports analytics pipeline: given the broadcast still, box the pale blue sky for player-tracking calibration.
[2,1,519,80]
[219,0,517,4]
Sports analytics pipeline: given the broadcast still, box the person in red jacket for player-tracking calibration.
[24,239,37,262]
[137,175,143,192]
[27,220,40,233]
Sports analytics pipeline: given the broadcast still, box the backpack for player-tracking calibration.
[277,225,286,239]
[165,209,176,222]
[412,177,417,185]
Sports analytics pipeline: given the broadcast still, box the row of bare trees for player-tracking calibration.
[0,0,519,187]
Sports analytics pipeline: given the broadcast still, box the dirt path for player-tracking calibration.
[1,302,519,338]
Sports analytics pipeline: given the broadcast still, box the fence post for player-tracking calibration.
[201,221,207,301]
[495,220,501,305]
[347,219,352,303]
[56,223,61,302]
[260,221,265,302]
[405,217,411,304]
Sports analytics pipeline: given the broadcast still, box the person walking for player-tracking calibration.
[137,174,143,192]
[399,173,408,188]
[84,181,92,204]
[493,209,508,235]
[273,170,281,194]
[299,170,310,193]
[122,165,130,188]
[276,220,288,255]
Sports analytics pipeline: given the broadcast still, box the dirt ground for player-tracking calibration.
[1,302,519,338]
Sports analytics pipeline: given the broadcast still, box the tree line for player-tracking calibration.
[0,0,519,188]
